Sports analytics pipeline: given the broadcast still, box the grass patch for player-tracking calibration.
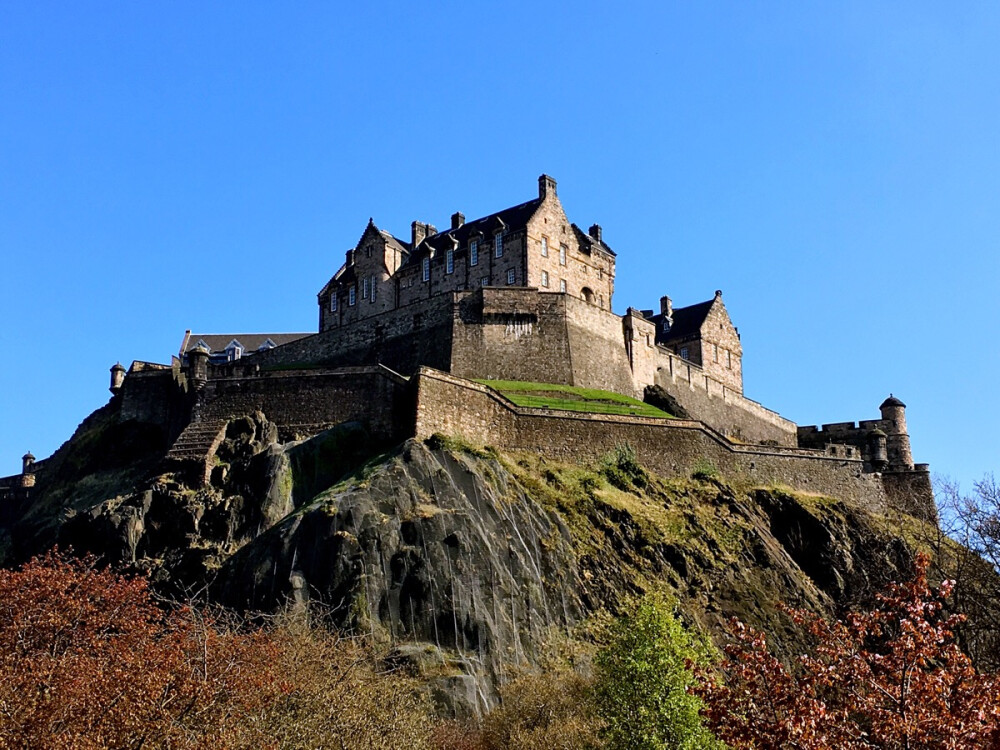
[474,380,673,419]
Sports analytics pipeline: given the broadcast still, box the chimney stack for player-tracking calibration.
[538,174,557,199]
[660,295,673,331]
[451,212,465,229]
[346,249,355,266]
[589,224,602,243]
[411,221,436,247]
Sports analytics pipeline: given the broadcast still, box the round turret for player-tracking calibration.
[879,394,914,470]
[187,344,210,388]
[109,362,126,394]
[21,452,35,473]
[867,428,888,472]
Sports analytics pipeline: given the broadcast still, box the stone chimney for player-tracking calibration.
[451,212,465,229]
[538,174,557,199]
[346,249,355,267]
[589,224,602,243]
[411,221,437,247]
[660,295,673,331]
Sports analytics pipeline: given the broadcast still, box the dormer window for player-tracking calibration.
[422,257,430,282]
[446,249,454,274]
[257,338,277,351]
[225,340,244,362]
[470,239,479,266]
[494,233,503,257]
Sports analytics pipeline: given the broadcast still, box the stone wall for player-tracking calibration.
[412,368,891,512]
[196,366,411,442]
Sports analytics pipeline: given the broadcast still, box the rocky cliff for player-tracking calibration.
[0,403,931,715]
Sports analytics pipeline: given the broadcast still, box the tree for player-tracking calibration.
[0,550,434,749]
[594,593,721,750]
[692,554,1000,749]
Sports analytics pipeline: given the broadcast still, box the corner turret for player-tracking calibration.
[880,394,914,470]
[20,452,36,489]
[187,343,210,389]
[110,362,126,394]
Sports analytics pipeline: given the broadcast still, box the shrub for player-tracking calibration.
[600,443,648,491]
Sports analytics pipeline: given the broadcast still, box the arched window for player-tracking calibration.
[582,286,595,304]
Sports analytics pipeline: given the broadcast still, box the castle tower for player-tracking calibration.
[867,428,888,472]
[20,452,36,489]
[110,362,126,394]
[880,395,914,471]
[187,343,210,389]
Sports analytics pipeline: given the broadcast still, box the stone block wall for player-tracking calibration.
[196,366,411,443]
[412,368,891,512]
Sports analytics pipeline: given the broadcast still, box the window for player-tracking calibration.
[494,233,503,257]
[470,239,479,266]
[599,294,604,309]
[370,275,377,303]
[559,244,567,266]
[349,286,356,306]
[422,257,430,282]
[446,249,454,274]
[541,237,549,257]
[507,269,515,285]
[480,276,489,287]
[680,346,689,360]
[362,276,369,299]
[329,295,338,312]
[727,350,732,369]
[559,279,567,293]
[598,268,603,279]
[713,343,719,363]
[541,270,549,288]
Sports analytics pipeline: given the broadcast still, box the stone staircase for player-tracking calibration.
[163,418,227,485]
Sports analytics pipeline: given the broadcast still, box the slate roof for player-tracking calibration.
[179,332,311,356]
[400,197,543,269]
[646,299,716,344]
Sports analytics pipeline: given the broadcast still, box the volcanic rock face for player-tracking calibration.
[1,404,921,715]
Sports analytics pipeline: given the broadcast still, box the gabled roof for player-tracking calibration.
[647,299,716,344]
[318,221,412,296]
[571,224,616,257]
[400,197,543,269]
[179,332,311,356]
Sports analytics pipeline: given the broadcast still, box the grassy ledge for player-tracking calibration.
[474,379,674,419]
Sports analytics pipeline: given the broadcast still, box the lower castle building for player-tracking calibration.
[4,176,934,521]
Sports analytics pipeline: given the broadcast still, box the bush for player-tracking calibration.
[594,593,721,750]
[600,443,648,491]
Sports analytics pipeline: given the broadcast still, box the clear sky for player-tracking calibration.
[1,2,997,492]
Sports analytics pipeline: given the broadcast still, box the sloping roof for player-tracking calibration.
[400,197,543,269]
[571,223,616,257]
[179,332,311,356]
[647,299,716,344]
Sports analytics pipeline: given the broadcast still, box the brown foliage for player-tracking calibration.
[0,550,432,749]
[692,553,1000,749]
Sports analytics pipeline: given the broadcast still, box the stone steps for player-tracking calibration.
[163,419,228,483]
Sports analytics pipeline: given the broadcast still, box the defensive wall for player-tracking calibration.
[409,367,911,513]
[238,287,796,447]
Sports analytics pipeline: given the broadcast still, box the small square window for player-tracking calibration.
[470,239,479,266]
[559,279,567,293]
[559,244,567,266]
[349,286,356,306]
[680,346,689,360]
[422,257,430,282]
[541,270,549,288]
[507,269,515,285]
[480,276,489,287]
[446,249,454,274]
[541,237,549,257]
[494,233,503,257]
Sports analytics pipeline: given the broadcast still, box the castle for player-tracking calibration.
[2,175,934,520]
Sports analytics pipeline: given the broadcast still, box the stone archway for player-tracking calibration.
[581,286,595,304]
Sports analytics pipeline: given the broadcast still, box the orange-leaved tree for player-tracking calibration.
[692,554,1000,749]
[0,549,287,749]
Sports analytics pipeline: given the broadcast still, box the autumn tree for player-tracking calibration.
[692,554,1000,749]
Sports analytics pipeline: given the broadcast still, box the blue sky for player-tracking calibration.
[1,2,997,491]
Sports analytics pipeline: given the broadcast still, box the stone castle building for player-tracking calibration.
[3,175,934,521]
